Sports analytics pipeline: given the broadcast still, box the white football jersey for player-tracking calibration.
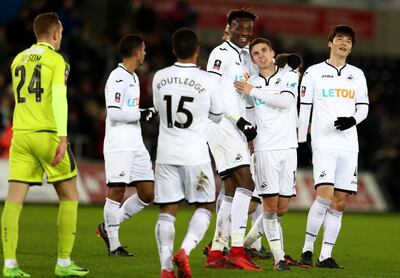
[248,67,299,151]
[299,61,369,152]
[207,40,254,125]
[153,62,223,165]
[103,64,145,153]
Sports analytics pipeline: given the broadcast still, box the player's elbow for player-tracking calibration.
[209,112,222,123]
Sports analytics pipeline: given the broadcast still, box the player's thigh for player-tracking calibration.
[183,162,216,204]
[9,133,44,184]
[335,151,358,194]
[279,149,297,197]
[104,151,135,184]
[254,150,280,195]
[32,132,77,183]
[312,148,337,188]
[53,177,78,201]
[130,149,154,183]
[154,164,184,204]
[207,123,250,175]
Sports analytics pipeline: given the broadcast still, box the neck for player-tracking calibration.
[327,53,347,67]
[37,39,55,49]
[177,56,197,65]
[259,65,276,78]
[122,59,138,73]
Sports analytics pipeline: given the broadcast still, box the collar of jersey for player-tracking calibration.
[36,42,55,50]
[118,63,134,74]
[226,40,243,52]
[174,62,197,68]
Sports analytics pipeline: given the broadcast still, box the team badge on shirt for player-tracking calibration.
[115,92,121,103]
[301,86,306,97]
[213,60,222,70]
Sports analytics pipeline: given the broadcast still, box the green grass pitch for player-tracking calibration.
[1,204,399,277]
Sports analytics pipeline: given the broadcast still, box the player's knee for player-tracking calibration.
[331,200,346,211]
[139,191,154,204]
[107,187,125,201]
[278,206,288,217]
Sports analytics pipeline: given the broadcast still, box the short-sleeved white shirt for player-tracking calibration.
[248,68,299,151]
[299,61,369,152]
[103,64,145,153]
[153,62,223,165]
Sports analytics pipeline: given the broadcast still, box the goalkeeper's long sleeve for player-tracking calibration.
[52,84,68,136]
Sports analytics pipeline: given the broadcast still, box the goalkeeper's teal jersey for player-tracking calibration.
[11,42,69,134]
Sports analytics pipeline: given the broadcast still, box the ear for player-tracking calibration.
[328,41,332,48]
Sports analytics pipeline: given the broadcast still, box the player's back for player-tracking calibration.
[11,43,68,134]
[153,63,217,165]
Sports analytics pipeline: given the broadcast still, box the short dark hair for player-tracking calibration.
[227,9,257,25]
[328,25,356,45]
[119,34,144,58]
[172,28,198,59]
[249,38,272,55]
[33,12,60,38]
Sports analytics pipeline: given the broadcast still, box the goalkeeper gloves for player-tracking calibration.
[140,108,157,123]
[236,117,257,142]
[334,116,356,131]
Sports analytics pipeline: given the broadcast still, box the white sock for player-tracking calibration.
[216,187,225,212]
[250,203,263,250]
[277,216,284,250]
[231,187,252,247]
[56,258,71,267]
[211,196,232,251]
[244,213,264,248]
[155,213,175,272]
[104,198,121,251]
[302,196,331,253]
[4,259,18,268]
[181,208,212,255]
[263,211,285,264]
[319,208,343,261]
[118,194,148,224]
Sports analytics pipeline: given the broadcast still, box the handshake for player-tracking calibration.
[140,107,157,123]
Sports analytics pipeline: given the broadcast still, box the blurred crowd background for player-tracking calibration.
[0,0,399,209]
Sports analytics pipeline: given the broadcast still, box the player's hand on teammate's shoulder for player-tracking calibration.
[140,107,158,123]
[233,80,253,96]
[275,52,303,70]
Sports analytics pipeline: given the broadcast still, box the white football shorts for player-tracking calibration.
[154,162,216,204]
[254,149,297,197]
[104,150,154,185]
[207,121,251,178]
[312,148,358,194]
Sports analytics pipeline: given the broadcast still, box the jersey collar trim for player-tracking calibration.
[173,62,197,68]
[37,42,55,50]
[259,66,279,86]
[324,60,347,76]
[118,63,134,74]
[225,41,242,62]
